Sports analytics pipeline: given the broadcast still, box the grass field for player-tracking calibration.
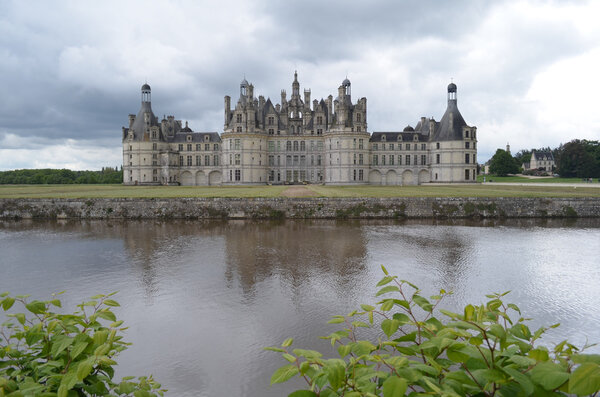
[0,183,599,198]
[476,175,599,183]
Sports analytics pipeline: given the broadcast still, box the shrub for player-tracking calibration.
[0,292,165,396]
[267,266,600,396]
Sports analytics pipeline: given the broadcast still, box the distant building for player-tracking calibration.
[523,150,555,173]
[122,74,478,185]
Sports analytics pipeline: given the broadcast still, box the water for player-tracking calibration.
[1,219,599,396]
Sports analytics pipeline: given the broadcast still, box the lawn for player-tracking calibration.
[0,183,599,198]
[477,175,599,183]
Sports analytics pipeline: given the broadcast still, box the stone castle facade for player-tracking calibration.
[122,73,477,185]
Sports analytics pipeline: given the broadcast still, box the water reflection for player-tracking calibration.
[1,218,599,396]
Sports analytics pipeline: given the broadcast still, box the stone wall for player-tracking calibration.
[0,197,598,219]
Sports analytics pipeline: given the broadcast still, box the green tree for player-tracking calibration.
[489,149,519,176]
[555,140,600,178]
[513,149,531,167]
[0,292,165,396]
[268,266,600,396]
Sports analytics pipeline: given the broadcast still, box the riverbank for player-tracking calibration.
[1,196,598,219]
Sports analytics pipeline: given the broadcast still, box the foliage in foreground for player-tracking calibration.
[0,292,165,396]
[267,266,600,396]
[0,168,122,185]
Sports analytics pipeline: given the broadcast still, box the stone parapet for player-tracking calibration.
[1,197,598,219]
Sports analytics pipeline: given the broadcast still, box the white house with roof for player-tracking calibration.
[122,74,477,185]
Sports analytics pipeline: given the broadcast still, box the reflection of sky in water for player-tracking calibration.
[0,219,599,397]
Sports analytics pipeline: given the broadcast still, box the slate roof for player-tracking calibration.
[128,102,159,141]
[370,131,428,142]
[169,132,221,143]
[533,151,554,160]
[430,100,467,141]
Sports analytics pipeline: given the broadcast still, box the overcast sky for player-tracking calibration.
[1,0,599,170]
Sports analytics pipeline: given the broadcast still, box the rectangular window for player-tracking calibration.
[286,141,292,151]
[465,142,470,149]
[214,144,219,151]
[235,154,240,165]
[268,142,275,152]
[436,154,440,164]
[317,116,323,124]
[465,169,470,180]
[268,116,274,125]
[317,155,322,166]
[382,155,386,165]
[187,144,192,151]
[179,156,184,166]
[300,155,306,166]
[205,143,210,151]
[373,143,378,151]
[317,141,323,151]
[236,114,242,123]
[382,143,386,151]
[398,155,402,165]
[311,155,314,166]
[317,128,323,135]
[286,155,292,165]
[405,143,410,150]
[229,154,232,165]
[300,141,305,151]
[421,143,426,151]
[373,155,378,165]
[353,153,356,165]
[214,155,219,166]
[205,155,210,166]
[196,156,201,166]
[421,155,426,165]
[359,169,364,181]
[153,143,157,150]
[359,153,364,165]
[465,153,470,164]
[389,143,394,150]
[414,155,417,165]
[235,169,241,181]
[178,144,183,151]
[293,155,299,166]
[293,141,299,151]
[269,155,274,166]
[286,170,292,182]
[353,169,356,181]
[234,139,241,150]
[390,155,394,165]
[405,155,410,165]
[277,155,281,166]
[187,156,192,166]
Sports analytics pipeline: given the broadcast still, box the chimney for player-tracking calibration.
[304,89,311,108]
[128,114,135,129]
[224,96,231,126]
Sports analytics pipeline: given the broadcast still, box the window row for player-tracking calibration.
[372,143,427,151]
[178,143,219,152]
[179,155,220,166]
[372,154,427,166]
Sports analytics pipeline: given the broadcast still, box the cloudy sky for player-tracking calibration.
[1,0,599,170]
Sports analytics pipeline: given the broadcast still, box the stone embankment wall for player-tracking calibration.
[0,197,598,219]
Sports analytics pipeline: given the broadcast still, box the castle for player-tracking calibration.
[122,73,477,185]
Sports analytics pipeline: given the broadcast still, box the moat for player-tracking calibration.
[1,219,599,396]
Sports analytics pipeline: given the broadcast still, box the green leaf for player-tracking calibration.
[51,335,74,357]
[530,362,569,391]
[1,297,15,311]
[288,391,317,397]
[324,359,346,390]
[103,299,120,307]
[293,349,323,359]
[568,362,600,395]
[381,319,400,338]
[270,365,299,385]
[77,360,94,381]
[96,310,116,322]
[392,312,410,324]
[572,354,600,365]
[464,304,475,321]
[282,353,297,363]
[15,312,26,324]
[528,348,549,362]
[376,285,400,297]
[377,276,395,287]
[382,376,407,397]
[360,304,375,311]
[412,295,433,312]
[380,299,394,311]
[264,346,286,353]
[381,265,389,275]
[327,317,345,324]
[504,367,534,396]
[25,300,46,314]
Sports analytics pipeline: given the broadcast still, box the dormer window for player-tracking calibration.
[397,135,402,142]
[204,135,210,142]
[381,135,386,142]
[413,135,418,141]
[465,130,469,138]
[187,135,192,142]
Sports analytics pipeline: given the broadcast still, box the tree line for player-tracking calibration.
[489,139,600,177]
[0,167,123,184]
